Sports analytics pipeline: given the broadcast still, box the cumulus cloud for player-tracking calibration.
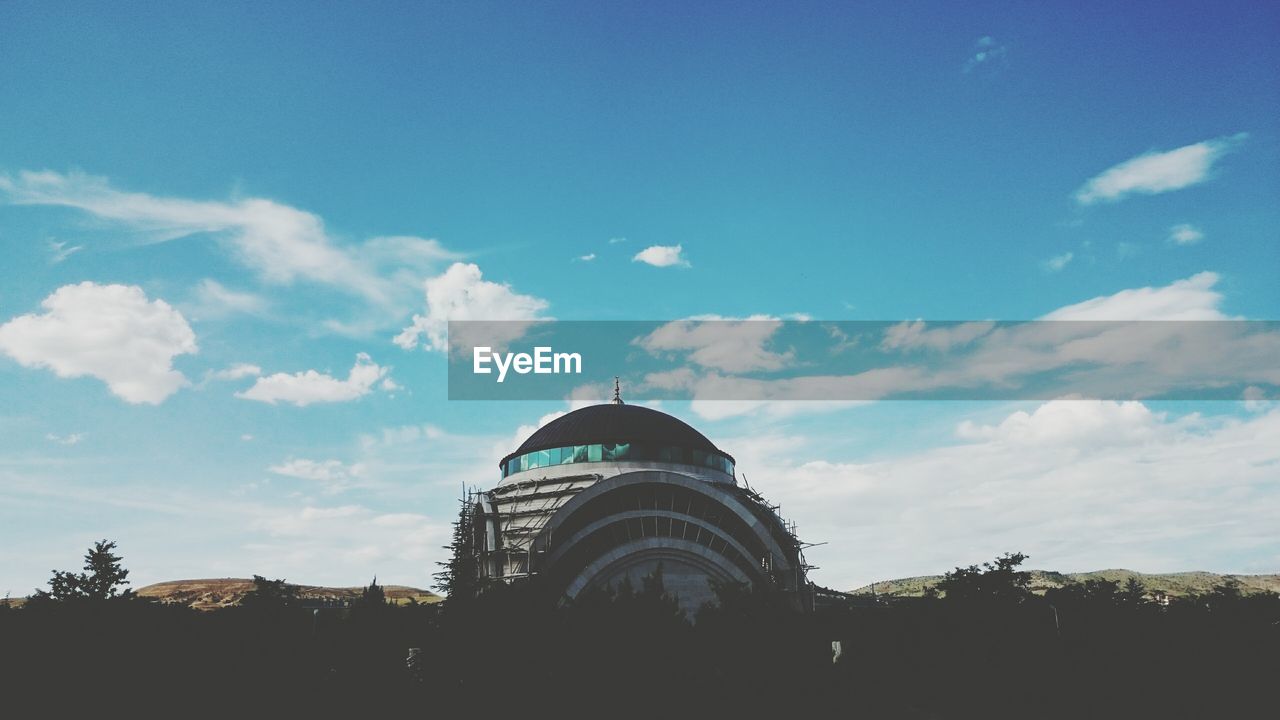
[632,244,690,268]
[0,282,197,404]
[1074,133,1247,205]
[0,170,459,307]
[1168,223,1205,246]
[394,262,550,353]
[236,353,390,406]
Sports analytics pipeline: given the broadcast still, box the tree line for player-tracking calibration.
[1,542,1275,717]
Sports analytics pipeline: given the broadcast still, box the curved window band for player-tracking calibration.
[502,442,734,479]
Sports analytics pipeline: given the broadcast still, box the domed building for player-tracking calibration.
[468,388,813,613]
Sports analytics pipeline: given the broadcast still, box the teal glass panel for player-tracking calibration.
[573,445,588,463]
[588,444,602,462]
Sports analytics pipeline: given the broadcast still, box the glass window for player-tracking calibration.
[573,445,588,463]
[692,449,707,467]
[558,446,573,464]
[547,447,563,465]
[588,444,602,462]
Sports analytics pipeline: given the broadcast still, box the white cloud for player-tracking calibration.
[1042,271,1229,320]
[0,170,459,307]
[0,282,197,404]
[1168,223,1205,246]
[236,353,390,406]
[1042,251,1074,272]
[47,240,82,264]
[251,504,449,571]
[734,401,1280,590]
[208,362,262,381]
[1243,386,1271,413]
[632,244,690,268]
[45,432,84,445]
[185,279,268,320]
[269,458,364,484]
[574,253,597,262]
[880,320,995,352]
[634,274,1275,416]
[962,35,1007,73]
[608,237,627,244]
[394,262,550,353]
[636,315,793,373]
[1074,133,1247,205]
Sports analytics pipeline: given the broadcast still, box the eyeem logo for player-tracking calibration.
[473,346,582,383]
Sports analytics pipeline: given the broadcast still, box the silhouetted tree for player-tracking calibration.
[938,551,1032,604]
[30,539,131,602]
[358,576,387,607]
[239,575,298,610]
[434,494,477,602]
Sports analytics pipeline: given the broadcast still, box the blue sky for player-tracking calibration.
[1,1,1278,595]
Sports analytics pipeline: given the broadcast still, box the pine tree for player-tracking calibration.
[433,492,478,601]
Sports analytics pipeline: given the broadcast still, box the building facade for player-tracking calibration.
[469,394,812,613]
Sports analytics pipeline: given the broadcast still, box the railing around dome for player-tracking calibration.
[501,442,735,479]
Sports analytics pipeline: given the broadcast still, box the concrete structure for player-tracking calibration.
[469,389,812,613]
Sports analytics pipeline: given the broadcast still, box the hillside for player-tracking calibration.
[133,578,441,610]
[850,570,1280,598]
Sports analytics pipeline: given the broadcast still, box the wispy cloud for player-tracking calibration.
[962,36,1007,74]
[45,432,84,446]
[1042,251,1074,272]
[1074,133,1247,205]
[636,315,794,373]
[184,279,268,320]
[740,401,1280,590]
[0,170,460,308]
[1042,271,1230,321]
[207,362,262,381]
[269,458,365,493]
[47,239,82,264]
[633,244,690,268]
[573,253,597,262]
[1168,223,1205,246]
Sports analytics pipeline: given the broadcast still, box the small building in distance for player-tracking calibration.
[465,389,813,614]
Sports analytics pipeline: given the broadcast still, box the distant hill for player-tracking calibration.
[133,578,441,610]
[850,569,1280,598]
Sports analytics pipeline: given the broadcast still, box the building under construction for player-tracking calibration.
[465,390,813,613]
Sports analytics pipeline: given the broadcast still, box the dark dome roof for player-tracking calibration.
[501,403,732,467]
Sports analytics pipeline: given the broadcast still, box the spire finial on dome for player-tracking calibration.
[612,376,623,404]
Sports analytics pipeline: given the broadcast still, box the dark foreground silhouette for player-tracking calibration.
[2,545,1275,717]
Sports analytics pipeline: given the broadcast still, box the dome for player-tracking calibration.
[500,403,733,468]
